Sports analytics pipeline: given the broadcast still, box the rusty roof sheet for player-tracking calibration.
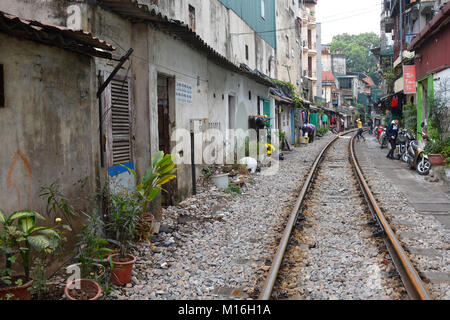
[322,71,335,82]
[97,0,273,86]
[0,11,115,59]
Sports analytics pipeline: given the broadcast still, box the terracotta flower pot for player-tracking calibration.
[109,253,136,286]
[136,213,154,238]
[0,275,33,300]
[428,154,445,166]
[64,279,102,300]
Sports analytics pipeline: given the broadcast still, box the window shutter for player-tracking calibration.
[110,77,132,164]
[100,73,133,169]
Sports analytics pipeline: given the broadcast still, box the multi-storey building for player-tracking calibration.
[377,0,449,122]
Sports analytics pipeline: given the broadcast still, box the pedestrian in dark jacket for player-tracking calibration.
[367,118,373,134]
[386,119,399,159]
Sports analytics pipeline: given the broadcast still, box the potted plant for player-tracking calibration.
[64,211,113,300]
[125,151,177,240]
[424,137,450,166]
[0,209,63,300]
[105,193,141,286]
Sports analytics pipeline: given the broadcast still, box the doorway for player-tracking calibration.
[157,74,176,205]
[228,95,236,130]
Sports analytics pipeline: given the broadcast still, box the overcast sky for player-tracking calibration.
[316,0,382,44]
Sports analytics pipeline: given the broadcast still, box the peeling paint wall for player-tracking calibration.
[0,32,97,214]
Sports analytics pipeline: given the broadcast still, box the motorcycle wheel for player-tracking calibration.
[416,157,431,175]
[401,152,408,163]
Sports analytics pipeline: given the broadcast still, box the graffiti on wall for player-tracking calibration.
[7,150,32,209]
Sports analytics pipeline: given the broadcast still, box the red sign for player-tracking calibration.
[403,65,416,93]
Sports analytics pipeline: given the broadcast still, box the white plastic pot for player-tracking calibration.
[211,173,229,190]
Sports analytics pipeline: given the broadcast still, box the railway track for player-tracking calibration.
[258,130,431,300]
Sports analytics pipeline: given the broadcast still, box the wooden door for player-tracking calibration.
[157,75,176,205]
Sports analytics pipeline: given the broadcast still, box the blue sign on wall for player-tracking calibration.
[108,161,134,177]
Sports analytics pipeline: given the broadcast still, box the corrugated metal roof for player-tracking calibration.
[0,10,115,58]
[322,71,335,82]
[97,0,273,87]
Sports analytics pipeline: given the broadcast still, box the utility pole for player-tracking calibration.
[399,0,403,59]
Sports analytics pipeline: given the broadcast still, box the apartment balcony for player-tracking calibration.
[340,88,354,97]
[303,70,317,80]
[308,47,317,55]
[381,10,394,32]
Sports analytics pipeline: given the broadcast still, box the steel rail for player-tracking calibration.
[349,133,431,300]
[258,129,356,300]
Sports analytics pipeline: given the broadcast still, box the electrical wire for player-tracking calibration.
[229,3,382,36]
[108,38,209,83]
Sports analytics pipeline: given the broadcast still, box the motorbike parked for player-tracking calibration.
[379,128,388,149]
[394,129,413,161]
[404,130,431,175]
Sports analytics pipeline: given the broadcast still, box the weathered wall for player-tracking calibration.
[332,54,346,75]
[0,32,97,215]
[0,0,89,30]
[155,0,275,77]
[275,0,302,88]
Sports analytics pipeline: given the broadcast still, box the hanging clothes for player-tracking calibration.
[322,114,328,124]
[309,113,319,127]
[391,96,399,107]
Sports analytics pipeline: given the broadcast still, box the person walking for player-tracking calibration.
[386,119,399,159]
[355,118,365,141]
[367,118,373,135]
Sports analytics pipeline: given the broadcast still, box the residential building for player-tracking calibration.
[0,10,114,217]
[377,0,449,122]
[408,1,450,135]
[0,0,275,229]
[299,0,319,102]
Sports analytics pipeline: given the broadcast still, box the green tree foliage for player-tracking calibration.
[330,33,380,85]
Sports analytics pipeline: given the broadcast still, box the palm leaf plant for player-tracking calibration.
[125,151,177,215]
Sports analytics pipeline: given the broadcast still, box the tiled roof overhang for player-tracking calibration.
[97,0,273,87]
[0,11,114,59]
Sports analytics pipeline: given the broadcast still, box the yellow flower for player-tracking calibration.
[55,218,62,223]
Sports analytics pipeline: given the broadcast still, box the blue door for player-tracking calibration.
[290,108,296,144]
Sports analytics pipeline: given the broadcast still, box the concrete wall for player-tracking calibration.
[332,54,346,75]
[0,32,97,215]
[155,0,275,78]
[1,0,274,208]
[275,0,302,89]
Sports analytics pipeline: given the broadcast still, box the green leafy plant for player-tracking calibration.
[316,126,330,136]
[0,210,65,284]
[428,79,450,141]
[39,181,77,228]
[224,185,242,195]
[403,102,417,135]
[105,193,141,259]
[423,137,450,157]
[76,211,113,278]
[125,151,177,215]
